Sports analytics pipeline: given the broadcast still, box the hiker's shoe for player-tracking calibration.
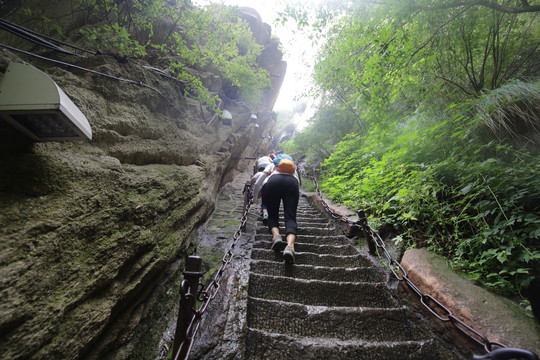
[283,245,295,264]
[271,234,284,252]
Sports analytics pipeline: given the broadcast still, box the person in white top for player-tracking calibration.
[251,153,276,220]
[251,170,268,220]
[253,154,274,174]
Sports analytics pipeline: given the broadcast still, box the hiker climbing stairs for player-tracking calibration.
[244,194,465,359]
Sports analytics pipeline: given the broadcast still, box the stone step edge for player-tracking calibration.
[252,240,357,251]
[256,222,336,228]
[255,227,340,233]
[252,248,367,259]
[249,271,388,287]
[246,327,435,347]
[249,259,384,274]
[248,296,406,313]
[254,234,350,241]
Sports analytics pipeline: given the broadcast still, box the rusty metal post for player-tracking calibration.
[242,180,252,231]
[358,210,377,255]
[172,256,203,360]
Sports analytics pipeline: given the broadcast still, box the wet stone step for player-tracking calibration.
[295,207,327,213]
[245,329,460,360]
[257,218,334,227]
[251,249,372,267]
[257,226,338,236]
[249,260,387,282]
[247,298,428,342]
[273,205,319,211]
[265,213,322,219]
[295,212,328,219]
[254,234,351,246]
[277,206,324,213]
[248,273,397,307]
[297,211,325,217]
[255,224,337,234]
[253,240,359,256]
[297,222,335,230]
[296,218,332,225]
[296,208,319,213]
[297,226,341,236]
[260,214,330,223]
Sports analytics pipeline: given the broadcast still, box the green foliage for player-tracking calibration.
[300,176,316,192]
[281,102,361,165]
[280,0,540,299]
[475,79,540,142]
[304,0,540,133]
[79,24,147,58]
[72,0,270,110]
[318,101,540,297]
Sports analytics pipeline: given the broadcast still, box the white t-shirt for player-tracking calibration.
[256,156,272,169]
[250,171,266,204]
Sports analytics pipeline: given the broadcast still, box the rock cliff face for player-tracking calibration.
[0,6,286,360]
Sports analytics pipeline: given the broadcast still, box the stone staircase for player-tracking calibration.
[244,195,465,359]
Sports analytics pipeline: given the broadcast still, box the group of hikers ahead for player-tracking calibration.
[251,153,301,264]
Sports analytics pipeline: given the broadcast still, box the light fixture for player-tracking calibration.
[0,62,92,141]
[222,109,232,126]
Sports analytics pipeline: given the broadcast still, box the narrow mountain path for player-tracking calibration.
[244,195,466,359]
[187,173,467,359]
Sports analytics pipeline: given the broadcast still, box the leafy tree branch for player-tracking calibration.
[416,0,540,14]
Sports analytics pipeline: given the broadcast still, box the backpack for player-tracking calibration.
[272,154,295,175]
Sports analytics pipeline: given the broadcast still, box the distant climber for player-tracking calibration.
[253,153,274,174]
[251,169,268,223]
[255,154,300,264]
[252,153,276,222]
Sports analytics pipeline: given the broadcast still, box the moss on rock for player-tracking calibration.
[0,7,284,356]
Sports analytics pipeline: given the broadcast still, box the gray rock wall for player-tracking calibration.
[0,7,285,359]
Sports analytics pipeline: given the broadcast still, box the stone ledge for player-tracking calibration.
[401,248,540,355]
[302,191,360,237]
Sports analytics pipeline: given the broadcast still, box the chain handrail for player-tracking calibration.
[171,171,538,360]
[303,171,512,354]
[172,181,253,360]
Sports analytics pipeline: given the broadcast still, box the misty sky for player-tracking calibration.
[193,0,320,115]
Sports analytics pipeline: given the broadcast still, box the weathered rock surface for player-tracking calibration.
[0,5,285,360]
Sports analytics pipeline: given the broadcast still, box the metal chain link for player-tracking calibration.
[304,171,507,353]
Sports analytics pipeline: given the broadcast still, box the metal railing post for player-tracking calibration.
[172,256,203,360]
[242,180,252,231]
[357,210,376,255]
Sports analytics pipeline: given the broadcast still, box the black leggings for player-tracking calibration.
[262,174,299,235]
